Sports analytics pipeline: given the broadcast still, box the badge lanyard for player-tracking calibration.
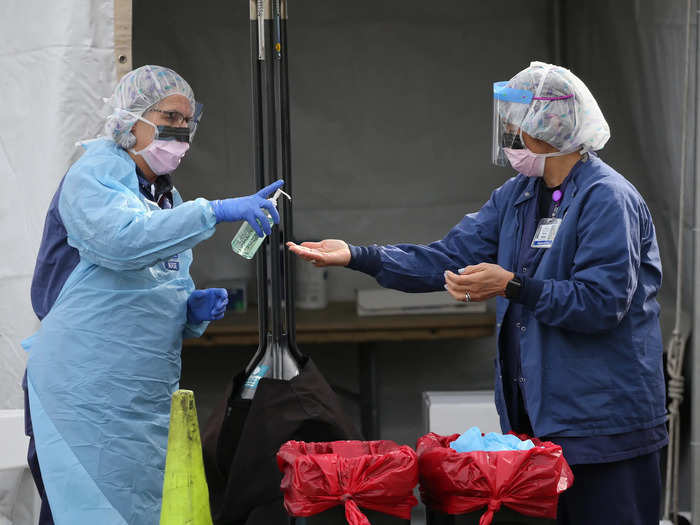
[531,188,563,249]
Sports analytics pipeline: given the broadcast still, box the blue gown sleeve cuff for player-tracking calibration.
[512,275,544,310]
[183,320,209,339]
[200,198,218,228]
[347,244,382,276]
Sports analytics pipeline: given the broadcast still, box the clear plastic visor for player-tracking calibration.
[492,81,532,167]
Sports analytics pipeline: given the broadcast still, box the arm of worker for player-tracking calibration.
[287,183,508,292]
[182,288,229,339]
[59,155,283,271]
[447,184,645,334]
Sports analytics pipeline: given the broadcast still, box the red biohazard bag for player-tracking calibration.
[417,433,573,525]
[277,440,418,525]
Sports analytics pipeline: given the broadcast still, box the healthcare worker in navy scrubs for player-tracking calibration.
[288,61,667,525]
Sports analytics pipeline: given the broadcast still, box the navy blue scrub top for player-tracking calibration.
[30,166,173,320]
[501,176,667,464]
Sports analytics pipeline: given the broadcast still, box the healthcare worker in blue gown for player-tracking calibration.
[23,65,283,525]
[288,61,668,525]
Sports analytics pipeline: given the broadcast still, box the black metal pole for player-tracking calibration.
[261,7,285,371]
[245,0,302,383]
[247,0,268,374]
[278,0,301,353]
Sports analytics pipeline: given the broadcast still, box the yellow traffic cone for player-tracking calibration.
[160,389,213,525]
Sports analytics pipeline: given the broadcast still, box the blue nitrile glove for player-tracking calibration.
[449,426,535,453]
[209,180,284,237]
[187,288,229,324]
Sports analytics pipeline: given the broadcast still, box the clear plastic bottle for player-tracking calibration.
[231,188,291,259]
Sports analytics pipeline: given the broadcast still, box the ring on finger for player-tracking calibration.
[465,290,471,303]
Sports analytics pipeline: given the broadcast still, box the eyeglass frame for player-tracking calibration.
[147,108,195,127]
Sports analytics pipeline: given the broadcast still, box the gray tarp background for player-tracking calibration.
[135,0,694,330]
[568,2,697,508]
[1,1,696,522]
[567,1,696,333]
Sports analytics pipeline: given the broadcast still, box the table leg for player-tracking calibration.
[358,342,379,440]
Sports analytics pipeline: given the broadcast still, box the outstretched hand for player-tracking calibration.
[286,239,351,267]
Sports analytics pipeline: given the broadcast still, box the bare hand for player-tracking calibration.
[444,263,514,302]
[286,239,351,267]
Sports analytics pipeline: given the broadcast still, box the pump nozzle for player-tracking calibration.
[269,188,291,204]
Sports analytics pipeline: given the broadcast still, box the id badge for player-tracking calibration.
[531,218,562,249]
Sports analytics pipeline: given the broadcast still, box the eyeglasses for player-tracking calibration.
[501,132,525,150]
[148,108,194,127]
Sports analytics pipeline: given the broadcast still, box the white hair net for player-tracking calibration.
[103,65,196,149]
[501,61,610,153]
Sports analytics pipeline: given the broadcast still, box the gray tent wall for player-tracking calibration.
[564,1,697,516]
[134,0,697,516]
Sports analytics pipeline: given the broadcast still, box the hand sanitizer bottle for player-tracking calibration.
[231,188,291,259]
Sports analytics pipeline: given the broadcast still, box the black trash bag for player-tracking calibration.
[203,356,362,525]
[426,508,555,525]
[303,506,410,524]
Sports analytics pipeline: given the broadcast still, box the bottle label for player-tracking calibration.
[243,365,270,390]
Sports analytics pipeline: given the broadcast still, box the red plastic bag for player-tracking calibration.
[277,440,418,525]
[417,433,573,525]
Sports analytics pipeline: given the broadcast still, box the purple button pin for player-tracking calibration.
[552,189,563,203]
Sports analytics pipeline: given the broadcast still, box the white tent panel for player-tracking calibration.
[0,0,117,409]
[0,1,118,522]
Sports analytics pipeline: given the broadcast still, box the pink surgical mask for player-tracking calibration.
[503,147,546,178]
[125,111,191,175]
[503,132,574,178]
[132,139,190,175]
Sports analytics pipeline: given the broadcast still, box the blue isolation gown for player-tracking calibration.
[23,139,217,524]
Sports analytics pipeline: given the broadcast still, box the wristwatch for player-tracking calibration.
[505,276,523,300]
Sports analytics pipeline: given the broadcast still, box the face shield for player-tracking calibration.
[492,81,533,167]
[493,70,576,168]
[493,62,610,169]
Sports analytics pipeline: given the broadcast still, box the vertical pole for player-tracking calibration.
[663,2,693,522]
[261,0,283,352]
[692,6,700,521]
[246,0,302,381]
[247,0,268,373]
[278,0,301,353]
[257,0,265,61]
[114,0,132,80]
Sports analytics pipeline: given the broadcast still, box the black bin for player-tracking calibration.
[292,506,410,524]
[426,507,555,525]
